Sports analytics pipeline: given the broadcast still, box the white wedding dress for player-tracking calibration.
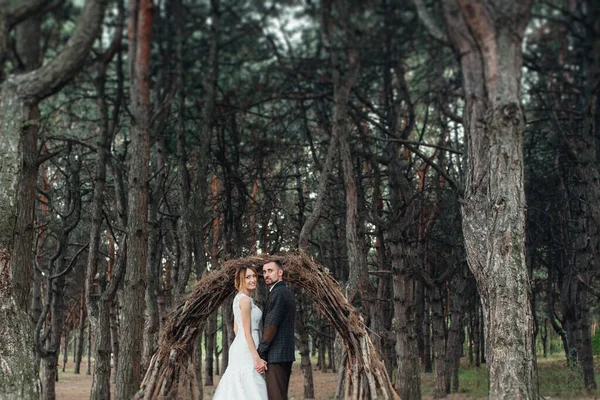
[212,293,267,400]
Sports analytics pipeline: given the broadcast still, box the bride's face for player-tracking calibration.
[244,268,258,291]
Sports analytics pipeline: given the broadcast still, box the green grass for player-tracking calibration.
[535,355,600,399]
[420,366,488,398]
[419,354,600,399]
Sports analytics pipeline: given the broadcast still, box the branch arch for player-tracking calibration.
[135,251,400,400]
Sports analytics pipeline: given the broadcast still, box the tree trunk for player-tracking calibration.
[577,284,596,390]
[39,146,82,400]
[294,163,315,398]
[42,272,66,398]
[110,300,120,383]
[445,274,468,394]
[391,242,421,400]
[431,286,446,398]
[90,299,111,400]
[436,1,536,397]
[74,293,86,374]
[0,1,107,397]
[333,52,365,304]
[31,267,43,377]
[86,4,125,394]
[62,326,69,373]
[295,291,315,399]
[115,0,154,398]
[143,125,166,371]
[221,301,234,372]
[204,311,217,386]
[0,296,40,399]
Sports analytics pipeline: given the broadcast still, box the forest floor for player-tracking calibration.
[55,356,600,399]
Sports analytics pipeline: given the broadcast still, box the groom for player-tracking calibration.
[257,260,296,400]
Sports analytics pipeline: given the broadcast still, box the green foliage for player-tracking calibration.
[592,330,600,356]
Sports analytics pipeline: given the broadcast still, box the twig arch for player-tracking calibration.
[135,251,400,399]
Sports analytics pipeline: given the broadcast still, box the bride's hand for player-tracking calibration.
[254,358,267,374]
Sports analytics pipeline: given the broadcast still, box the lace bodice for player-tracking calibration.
[232,292,262,345]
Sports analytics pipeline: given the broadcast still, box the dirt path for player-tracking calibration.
[56,363,339,399]
[56,363,484,399]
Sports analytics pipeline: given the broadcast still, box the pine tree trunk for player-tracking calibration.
[143,134,165,371]
[391,240,421,400]
[0,1,107,397]
[0,297,40,399]
[578,286,596,390]
[204,311,217,386]
[445,275,468,394]
[422,291,433,374]
[40,147,82,400]
[74,293,86,374]
[431,286,446,398]
[115,0,154,398]
[222,303,234,372]
[195,335,203,400]
[439,1,536,397]
[295,292,315,398]
[89,299,111,400]
[110,300,120,383]
[86,5,125,393]
[62,322,69,373]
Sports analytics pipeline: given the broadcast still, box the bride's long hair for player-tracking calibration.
[234,265,258,293]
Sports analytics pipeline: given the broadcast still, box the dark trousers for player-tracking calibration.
[265,362,292,400]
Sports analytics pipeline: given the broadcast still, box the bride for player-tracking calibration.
[212,265,268,400]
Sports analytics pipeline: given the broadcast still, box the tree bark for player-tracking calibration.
[85,3,124,396]
[142,106,167,372]
[321,0,366,302]
[391,241,421,400]
[74,293,86,374]
[431,286,446,398]
[0,1,107,397]
[294,163,315,398]
[204,311,217,386]
[295,289,315,399]
[435,1,536,397]
[115,0,154,398]
[445,274,469,394]
[62,327,69,373]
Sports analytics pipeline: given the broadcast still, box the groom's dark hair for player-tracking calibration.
[272,260,284,270]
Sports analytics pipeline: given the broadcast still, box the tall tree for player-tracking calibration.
[416,0,535,397]
[115,0,154,398]
[0,1,107,397]
[85,2,125,397]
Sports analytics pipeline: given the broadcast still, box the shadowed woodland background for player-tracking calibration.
[0,0,599,399]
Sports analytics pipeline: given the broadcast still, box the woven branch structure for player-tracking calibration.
[135,251,400,400]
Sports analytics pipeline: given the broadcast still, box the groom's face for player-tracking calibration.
[263,261,283,286]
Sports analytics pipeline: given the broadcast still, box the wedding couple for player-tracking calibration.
[213,260,296,400]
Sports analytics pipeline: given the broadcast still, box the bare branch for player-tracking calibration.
[12,0,109,104]
[412,0,449,44]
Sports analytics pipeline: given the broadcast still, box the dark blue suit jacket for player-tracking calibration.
[258,281,296,363]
